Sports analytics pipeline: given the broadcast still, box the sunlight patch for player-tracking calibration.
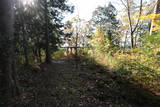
[21,0,34,5]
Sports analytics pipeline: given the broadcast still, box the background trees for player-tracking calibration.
[0,0,74,103]
[91,2,121,45]
[14,0,73,65]
[1,0,160,105]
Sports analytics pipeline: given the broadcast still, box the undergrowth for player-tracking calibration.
[86,32,160,94]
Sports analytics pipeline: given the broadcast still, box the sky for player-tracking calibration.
[64,0,123,21]
[64,0,152,22]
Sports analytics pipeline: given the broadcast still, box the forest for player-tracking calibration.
[1,0,160,106]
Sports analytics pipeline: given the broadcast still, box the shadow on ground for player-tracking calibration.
[2,58,160,107]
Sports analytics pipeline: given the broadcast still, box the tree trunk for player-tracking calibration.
[150,0,160,35]
[123,0,143,48]
[124,31,128,49]
[0,0,19,103]
[37,36,42,62]
[75,33,78,69]
[44,0,51,63]
[24,36,29,66]
[38,47,42,63]
[134,34,137,48]
[131,32,134,48]
[108,30,112,41]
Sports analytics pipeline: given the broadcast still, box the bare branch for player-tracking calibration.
[126,0,133,32]
[132,0,143,33]
[120,0,127,8]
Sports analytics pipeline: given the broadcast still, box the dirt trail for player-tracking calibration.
[10,58,160,107]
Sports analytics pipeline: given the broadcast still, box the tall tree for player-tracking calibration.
[38,0,74,63]
[13,0,73,64]
[0,0,19,103]
[91,2,120,45]
[150,0,160,34]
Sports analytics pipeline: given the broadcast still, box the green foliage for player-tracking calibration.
[142,32,160,48]
[91,35,111,53]
[91,2,121,45]
[14,0,74,65]
[86,31,160,92]
[90,27,119,55]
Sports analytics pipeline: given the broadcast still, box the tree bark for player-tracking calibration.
[23,29,29,66]
[0,0,19,103]
[150,0,160,35]
[44,0,51,63]
[124,31,128,49]
[131,32,134,48]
